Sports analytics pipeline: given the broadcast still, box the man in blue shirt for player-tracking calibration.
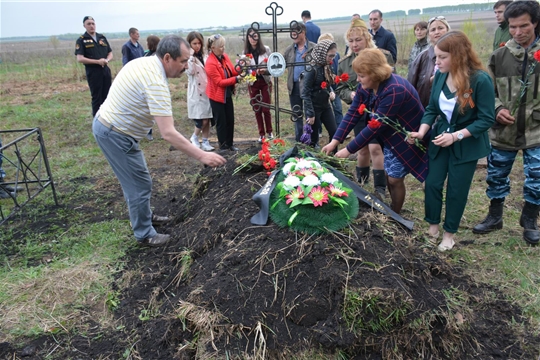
[284,23,316,142]
[122,27,145,66]
[301,10,321,44]
[368,10,397,64]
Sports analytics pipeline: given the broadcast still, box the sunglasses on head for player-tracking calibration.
[210,34,221,42]
[428,16,446,25]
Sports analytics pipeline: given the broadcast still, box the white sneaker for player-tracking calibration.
[201,140,214,151]
[258,136,264,143]
[190,134,200,148]
[267,132,274,140]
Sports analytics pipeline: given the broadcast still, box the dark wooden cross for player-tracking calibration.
[234,1,314,135]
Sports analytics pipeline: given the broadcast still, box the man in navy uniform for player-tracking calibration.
[75,16,113,116]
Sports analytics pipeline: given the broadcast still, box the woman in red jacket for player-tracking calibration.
[205,34,241,151]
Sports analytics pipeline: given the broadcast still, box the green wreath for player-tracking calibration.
[268,158,359,235]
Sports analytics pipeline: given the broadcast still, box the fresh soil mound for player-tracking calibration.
[1,148,538,359]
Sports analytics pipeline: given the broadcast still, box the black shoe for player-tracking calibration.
[151,214,171,225]
[229,146,239,151]
[138,233,170,247]
[0,188,13,199]
[520,201,539,245]
[472,199,504,234]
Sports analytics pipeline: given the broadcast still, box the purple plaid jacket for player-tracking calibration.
[333,74,428,182]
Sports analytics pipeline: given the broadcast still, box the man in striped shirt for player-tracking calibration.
[92,35,226,247]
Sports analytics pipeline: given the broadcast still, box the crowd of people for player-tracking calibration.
[73,2,539,248]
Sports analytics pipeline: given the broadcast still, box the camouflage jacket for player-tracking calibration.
[488,38,540,150]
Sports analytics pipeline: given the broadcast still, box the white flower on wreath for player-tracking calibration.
[282,175,301,190]
[282,163,295,175]
[296,159,321,169]
[301,174,320,187]
[320,173,338,184]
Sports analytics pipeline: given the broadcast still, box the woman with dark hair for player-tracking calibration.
[144,35,160,57]
[186,31,214,151]
[243,28,273,142]
[301,39,338,148]
[409,31,495,251]
[143,35,160,140]
[205,34,241,151]
[408,21,429,74]
[407,16,450,107]
[322,48,427,214]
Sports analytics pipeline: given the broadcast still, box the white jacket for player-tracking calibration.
[186,54,212,120]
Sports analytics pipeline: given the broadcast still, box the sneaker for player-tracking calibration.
[201,140,215,151]
[258,136,264,143]
[146,133,154,141]
[138,233,170,247]
[190,134,200,148]
[267,132,274,140]
[229,146,239,151]
[151,213,171,225]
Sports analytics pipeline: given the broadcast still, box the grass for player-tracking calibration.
[1,14,539,358]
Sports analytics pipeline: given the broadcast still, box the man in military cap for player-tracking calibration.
[75,16,113,116]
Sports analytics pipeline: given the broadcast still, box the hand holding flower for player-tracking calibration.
[321,140,339,155]
[335,148,351,159]
[329,91,336,101]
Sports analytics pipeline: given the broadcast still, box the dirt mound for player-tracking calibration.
[2,149,538,359]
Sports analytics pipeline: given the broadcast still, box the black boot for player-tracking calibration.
[0,177,21,192]
[472,198,504,234]
[356,166,370,185]
[0,187,11,199]
[520,202,539,245]
[373,169,387,199]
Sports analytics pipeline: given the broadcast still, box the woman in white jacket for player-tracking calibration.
[186,31,214,151]
[243,28,273,142]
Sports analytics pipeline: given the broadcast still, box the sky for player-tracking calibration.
[1,0,472,39]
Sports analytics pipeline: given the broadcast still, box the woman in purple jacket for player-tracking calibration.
[322,49,428,214]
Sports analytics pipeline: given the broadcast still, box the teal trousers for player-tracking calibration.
[424,146,478,233]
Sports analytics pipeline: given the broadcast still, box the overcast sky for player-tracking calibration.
[2,0,472,38]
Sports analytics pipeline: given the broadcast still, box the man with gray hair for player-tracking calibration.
[92,35,226,247]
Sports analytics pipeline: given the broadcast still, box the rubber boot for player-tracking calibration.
[520,202,540,245]
[372,169,387,199]
[356,166,370,185]
[472,198,504,234]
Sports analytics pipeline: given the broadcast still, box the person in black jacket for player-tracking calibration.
[301,39,338,148]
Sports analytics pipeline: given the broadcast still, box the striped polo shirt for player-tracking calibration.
[99,55,172,140]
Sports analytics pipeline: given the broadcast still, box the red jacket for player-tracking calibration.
[205,52,239,103]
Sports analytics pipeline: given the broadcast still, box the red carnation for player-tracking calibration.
[499,42,505,48]
[334,76,341,84]
[246,53,253,59]
[534,50,540,62]
[263,58,268,63]
[321,81,327,89]
[358,104,366,115]
[252,70,257,76]
[367,119,382,129]
[341,73,350,81]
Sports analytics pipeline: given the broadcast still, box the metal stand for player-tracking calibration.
[0,128,59,225]
[235,2,313,136]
